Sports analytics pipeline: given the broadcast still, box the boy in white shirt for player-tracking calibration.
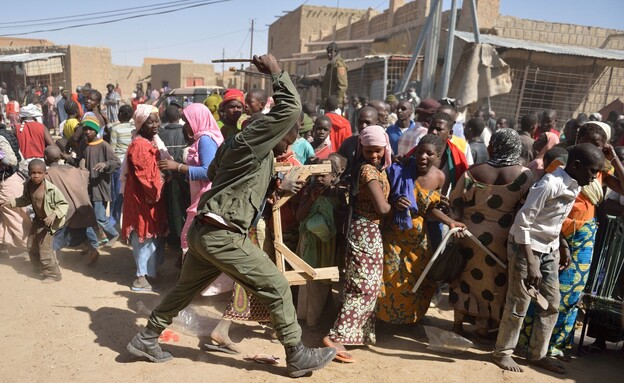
[492,143,605,374]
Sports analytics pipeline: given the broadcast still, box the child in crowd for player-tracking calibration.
[323,125,391,363]
[492,143,605,375]
[2,159,68,282]
[528,132,559,179]
[81,117,121,246]
[296,153,346,327]
[61,100,81,141]
[44,146,100,266]
[464,117,489,165]
[543,146,569,170]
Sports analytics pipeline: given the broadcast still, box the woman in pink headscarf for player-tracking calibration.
[323,125,392,363]
[528,131,560,179]
[158,103,223,254]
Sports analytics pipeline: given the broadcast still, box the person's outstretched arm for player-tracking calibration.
[240,54,301,159]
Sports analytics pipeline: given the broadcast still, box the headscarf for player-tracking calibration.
[358,125,392,170]
[203,93,222,121]
[70,93,84,118]
[385,94,397,103]
[222,89,245,107]
[133,104,159,129]
[19,104,43,119]
[183,103,224,166]
[590,112,602,121]
[487,128,522,167]
[586,121,612,142]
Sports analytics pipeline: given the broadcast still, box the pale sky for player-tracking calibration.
[1,0,622,67]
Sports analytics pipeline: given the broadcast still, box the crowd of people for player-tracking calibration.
[0,53,623,378]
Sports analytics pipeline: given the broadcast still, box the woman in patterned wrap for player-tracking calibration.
[322,125,391,363]
[449,128,534,343]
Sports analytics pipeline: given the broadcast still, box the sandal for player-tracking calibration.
[322,336,356,363]
[521,280,549,310]
[203,340,241,354]
[243,354,280,364]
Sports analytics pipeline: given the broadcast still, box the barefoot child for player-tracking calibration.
[492,143,605,375]
[3,159,68,282]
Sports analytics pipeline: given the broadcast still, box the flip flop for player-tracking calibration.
[203,342,240,355]
[521,280,549,310]
[322,336,356,363]
[243,354,280,364]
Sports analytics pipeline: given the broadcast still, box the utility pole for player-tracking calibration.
[249,19,255,59]
[221,48,225,86]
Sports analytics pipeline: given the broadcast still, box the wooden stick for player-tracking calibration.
[212,59,254,63]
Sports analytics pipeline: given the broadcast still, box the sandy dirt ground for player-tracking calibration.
[1,242,622,383]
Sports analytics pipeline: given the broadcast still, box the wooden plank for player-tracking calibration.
[274,242,317,278]
[273,163,331,210]
[284,267,340,285]
[272,204,285,273]
[271,162,336,284]
[274,163,331,174]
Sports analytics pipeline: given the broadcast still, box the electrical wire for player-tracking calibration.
[0,0,208,30]
[0,0,199,27]
[233,29,251,59]
[0,0,231,37]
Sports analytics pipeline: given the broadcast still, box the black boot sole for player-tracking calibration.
[288,349,336,378]
[127,342,173,363]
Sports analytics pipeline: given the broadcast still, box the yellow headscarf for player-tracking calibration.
[204,94,222,121]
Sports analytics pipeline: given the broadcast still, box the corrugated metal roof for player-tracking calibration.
[0,52,65,63]
[454,31,624,61]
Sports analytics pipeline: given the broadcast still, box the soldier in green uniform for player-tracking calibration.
[126,54,336,378]
[321,42,348,109]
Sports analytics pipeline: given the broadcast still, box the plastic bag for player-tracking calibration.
[423,325,474,354]
[171,305,214,336]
